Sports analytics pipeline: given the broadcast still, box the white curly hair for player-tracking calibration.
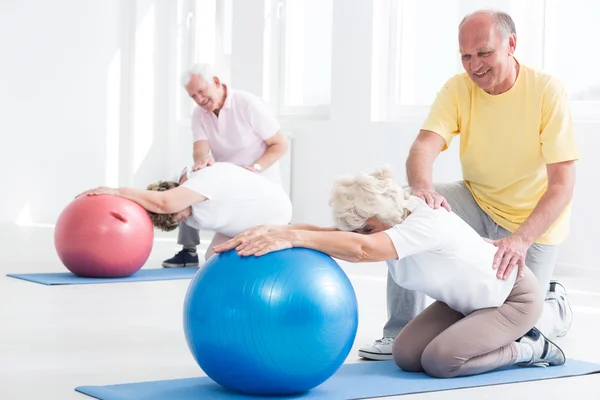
[329,165,413,232]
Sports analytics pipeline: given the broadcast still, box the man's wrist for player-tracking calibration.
[410,184,435,193]
[194,153,211,163]
[513,229,535,247]
[253,162,263,172]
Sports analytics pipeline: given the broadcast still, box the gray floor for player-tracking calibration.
[1,223,599,399]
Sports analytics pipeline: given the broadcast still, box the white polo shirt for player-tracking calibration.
[384,197,517,316]
[191,87,282,185]
[181,162,292,238]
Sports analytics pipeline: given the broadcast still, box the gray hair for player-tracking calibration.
[180,63,217,88]
[459,10,516,42]
[329,165,412,232]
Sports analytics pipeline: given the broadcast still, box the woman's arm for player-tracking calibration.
[289,224,338,231]
[78,186,206,214]
[117,186,205,214]
[214,226,398,263]
[291,230,397,262]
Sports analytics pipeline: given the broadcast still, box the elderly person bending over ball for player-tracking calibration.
[213,166,565,378]
[79,162,292,263]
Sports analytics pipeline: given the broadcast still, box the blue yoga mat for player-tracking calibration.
[75,359,600,400]
[6,267,199,286]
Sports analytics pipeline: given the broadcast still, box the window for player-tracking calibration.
[265,0,333,118]
[372,0,552,121]
[544,0,600,119]
[175,0,232,120]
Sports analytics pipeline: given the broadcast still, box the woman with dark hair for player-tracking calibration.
[79,162,292,263]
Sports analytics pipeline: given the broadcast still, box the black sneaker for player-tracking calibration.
[162,249,199,268]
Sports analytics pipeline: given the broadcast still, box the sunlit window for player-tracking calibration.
[265,0,333,117]
[176,0,232,120]
[371,0,600,121]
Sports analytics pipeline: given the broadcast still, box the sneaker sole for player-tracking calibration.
[162,263,200,268]
[534,328,567,366]
[358,350,393,361]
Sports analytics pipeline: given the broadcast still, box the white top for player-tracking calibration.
[181,162,292,238]
[191,88,282,185]
[384,197,517,316]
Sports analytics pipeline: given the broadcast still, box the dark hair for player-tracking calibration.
[145,180,180,231]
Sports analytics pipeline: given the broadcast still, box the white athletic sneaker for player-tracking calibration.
[517,327,566,367]
[357,337,394,360]
[546,280,573,337]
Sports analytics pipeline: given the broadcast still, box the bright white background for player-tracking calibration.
[1,0,599,273]
[1,2,600,399]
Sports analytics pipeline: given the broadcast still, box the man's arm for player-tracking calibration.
[513,160,576,245]
[253,131,289,170]
[406,130,450,210]
[193,140,213,165]
[517,76,579,242]
[492,78,579,280]
[406,130,446,190]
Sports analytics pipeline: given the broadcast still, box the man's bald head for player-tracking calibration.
[459,10,516,43]
[458,10,519,95]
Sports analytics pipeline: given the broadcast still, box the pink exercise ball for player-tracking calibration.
[54,194,154,278]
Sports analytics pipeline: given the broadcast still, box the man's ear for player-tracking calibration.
[213,76,221,87]
[508,33,517,56]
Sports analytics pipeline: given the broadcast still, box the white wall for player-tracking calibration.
[1,0,121,224]
[1,0,597,273]
[0,0,176,227]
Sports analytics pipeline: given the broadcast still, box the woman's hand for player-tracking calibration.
[213,225,294,256]
[76,187,119,198]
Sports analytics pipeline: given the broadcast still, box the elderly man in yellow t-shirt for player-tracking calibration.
[358,9,578,361]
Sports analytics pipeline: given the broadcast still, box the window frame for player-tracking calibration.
[265,0,332,120]
[377,0,600,122]
[174,0,232,122]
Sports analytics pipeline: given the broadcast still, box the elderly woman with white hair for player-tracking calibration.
[213,166,566,378]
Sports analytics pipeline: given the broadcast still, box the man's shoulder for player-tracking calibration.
[227,88,277,122]
[229,88,267,106]
[520,63,565,92]
[447,72,473,86]
[438,72,475,98]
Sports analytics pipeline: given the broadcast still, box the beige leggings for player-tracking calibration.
[393,267,543,378]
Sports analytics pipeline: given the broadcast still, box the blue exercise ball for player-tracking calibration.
[182,248,359,396]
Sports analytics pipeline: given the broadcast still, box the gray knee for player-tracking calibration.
[421,341,460,378]
[204,247,214,263]
[392,336,423,372]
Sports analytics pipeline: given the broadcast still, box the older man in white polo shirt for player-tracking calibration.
[162,63,289,268]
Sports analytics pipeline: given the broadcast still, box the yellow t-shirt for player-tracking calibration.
[422,63,579,245]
